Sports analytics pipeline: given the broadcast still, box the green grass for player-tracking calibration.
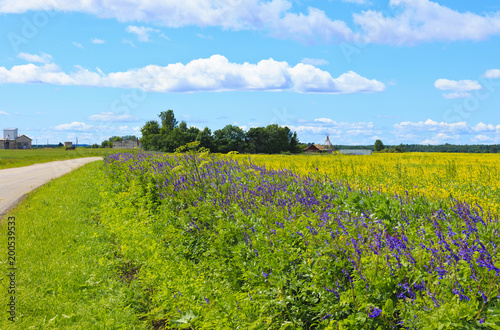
[0,161,148,329]
[0,148,126,169]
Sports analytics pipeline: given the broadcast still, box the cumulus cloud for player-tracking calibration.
[484,69,500,79]
[91,38,105,44]
[353,0,500,45]
[0,111,9,115]
[434,79,482,92]
[472,122,500,133]
[17,52,52,63]
[0,55,385,94]
[435,78,482,99]
[1,0,500,45]
[126,25,159,42]
[89,112,138,122]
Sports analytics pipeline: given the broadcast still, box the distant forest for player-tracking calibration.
[139,110,302,154]
[328,144,500,153]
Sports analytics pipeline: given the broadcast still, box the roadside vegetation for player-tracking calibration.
[0,161,147,329]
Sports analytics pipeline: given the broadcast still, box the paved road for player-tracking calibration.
[0,157,102,218]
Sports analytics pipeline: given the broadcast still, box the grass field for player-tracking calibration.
[0,148,126,169]
[1,151,500,329]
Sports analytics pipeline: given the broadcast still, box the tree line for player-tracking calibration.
[140,110,302,154]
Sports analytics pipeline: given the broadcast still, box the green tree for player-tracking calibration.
[246,127,269,153]
[186,126,201,143]
[374,139,385,152]
[213,125,246,153]
[159,110,178,135]
[394,144,405,153]
[140,120,161,150]
[196,127,214,151]
[289,132,301,153]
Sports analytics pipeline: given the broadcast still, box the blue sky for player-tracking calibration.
[1,0,500,145]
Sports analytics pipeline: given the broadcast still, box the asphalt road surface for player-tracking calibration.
[0,157,102,218]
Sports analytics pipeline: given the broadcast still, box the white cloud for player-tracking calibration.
[421,133,458,145]
[17,52,52,64]
[73,42,84,49]
[0,0,356,45]
[442,92,472,99]
[287,118,378,136]
[434,79,482,92]
[89,112,138,122]
[53,121,96,131]
[471,134,493,143]
[484,69,500,79]
[289,65,385,93]
[0,111,9,115]
[0,55,385,94]
[91,38,105,44]
[393,119,470,135]
[2,0,500,45]
[126,25,159,42]
[473,122,500,133]
[392,119,500,144]
[300,58,329,66]
[271,7,356,44]
[353,0,500,45]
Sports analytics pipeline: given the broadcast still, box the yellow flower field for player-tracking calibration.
[232,152,500,215]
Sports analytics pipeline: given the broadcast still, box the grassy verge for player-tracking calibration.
[0,161,148,329]
[0,148,126,169]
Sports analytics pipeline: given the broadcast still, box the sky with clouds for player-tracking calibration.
[0,0,500,145]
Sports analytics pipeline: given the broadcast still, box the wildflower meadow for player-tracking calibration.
[98,152,500,329]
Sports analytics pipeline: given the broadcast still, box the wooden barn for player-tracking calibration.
[304,144,329,153]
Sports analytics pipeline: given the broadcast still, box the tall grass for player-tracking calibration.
[0,161,147,329]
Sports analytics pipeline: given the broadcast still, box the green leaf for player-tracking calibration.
[383,298,394,317]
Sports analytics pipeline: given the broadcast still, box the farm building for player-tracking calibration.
[0,128,32,149]
[339,149,372,155]
[113,139,142,149]
[304,144,329,153]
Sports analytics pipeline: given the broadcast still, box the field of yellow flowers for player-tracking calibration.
[233,152,500,215]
